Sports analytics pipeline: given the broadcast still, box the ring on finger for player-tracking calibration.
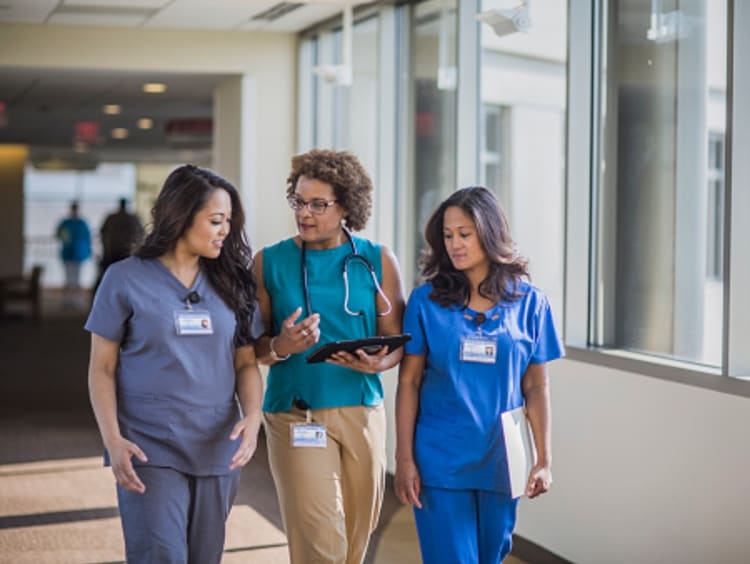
[302,329,309,337]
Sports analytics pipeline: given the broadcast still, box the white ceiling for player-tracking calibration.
[0,0,373,165]
[0,0,371,32]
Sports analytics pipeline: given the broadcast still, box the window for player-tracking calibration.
[411,0,458,277]
[480,104,510,207]
[706,132,724,280]
[478,0,567,321]
[590,0,727,366]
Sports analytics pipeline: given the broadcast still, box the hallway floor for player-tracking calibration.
[0,293,550,563]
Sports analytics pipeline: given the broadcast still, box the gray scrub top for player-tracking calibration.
[85,256,263,476]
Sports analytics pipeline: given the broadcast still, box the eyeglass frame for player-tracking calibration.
[286,196,338,215]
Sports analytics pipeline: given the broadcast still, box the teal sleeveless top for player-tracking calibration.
[262,236,385,412]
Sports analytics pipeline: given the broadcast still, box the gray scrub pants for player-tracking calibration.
[116,466,240,564]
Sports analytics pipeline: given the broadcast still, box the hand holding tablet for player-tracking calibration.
[306,334,412,363]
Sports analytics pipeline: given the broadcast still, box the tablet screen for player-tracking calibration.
[306,334,411,363]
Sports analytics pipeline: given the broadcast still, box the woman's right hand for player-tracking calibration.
[107,435,148,493]
[395,459,423,508]
[272,307,321,357]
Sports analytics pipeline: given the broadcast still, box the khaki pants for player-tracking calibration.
[263,403,386,564]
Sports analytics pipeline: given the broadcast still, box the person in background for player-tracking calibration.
[254,149,406,564]
[86,165,264,563]
[55,200,92,307]
[395,186,564,564]
[94,197,144,297]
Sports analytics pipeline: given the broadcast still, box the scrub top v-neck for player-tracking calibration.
[85,256,243,475]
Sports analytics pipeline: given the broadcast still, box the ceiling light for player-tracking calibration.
[143,83,167,94]
[103,104,122,115]
[137,118,153,130]
[111,128,129,139]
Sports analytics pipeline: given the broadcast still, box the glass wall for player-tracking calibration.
[478,0,567,321]
[411,0,458,276]
[593,0,726,366]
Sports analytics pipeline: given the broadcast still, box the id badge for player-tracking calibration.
[174,309,213,335]
[460,335,497,363]
[290,423,327,448]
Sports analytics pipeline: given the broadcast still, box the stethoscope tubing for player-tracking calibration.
[301,227,392,318]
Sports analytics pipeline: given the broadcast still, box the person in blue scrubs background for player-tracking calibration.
[394,186,564,564]
[86,165,264,563]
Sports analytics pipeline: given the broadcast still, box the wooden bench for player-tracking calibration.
[0,265,44,325]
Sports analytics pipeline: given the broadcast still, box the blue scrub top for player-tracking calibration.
[403,280,564,494]
[85,257,263,476]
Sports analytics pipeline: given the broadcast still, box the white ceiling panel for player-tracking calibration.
[145,0,269,30]
[238,3,342,32]
[0,0,57,23]
[61,0,171,7]
[46,12,152,26]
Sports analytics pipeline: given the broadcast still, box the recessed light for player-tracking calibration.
[137,118,153,129]
[103,104,122,115]
[143,83,167,94]
[111,128,129,139]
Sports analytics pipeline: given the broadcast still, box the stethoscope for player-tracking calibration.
[301,226,392,318]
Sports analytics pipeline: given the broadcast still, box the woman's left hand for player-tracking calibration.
[327,346,389,373]
[228,415,260,470]
[525,463,552,498]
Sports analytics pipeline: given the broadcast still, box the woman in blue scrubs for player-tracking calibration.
[395,186,564,564]
[87,165,264,563]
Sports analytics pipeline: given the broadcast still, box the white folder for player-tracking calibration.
[501,405,537,498]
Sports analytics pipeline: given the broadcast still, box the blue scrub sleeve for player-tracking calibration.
[85,266,130,342]
[530,298,565,364]
[403,288,427,356]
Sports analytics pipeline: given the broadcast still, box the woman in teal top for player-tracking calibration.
[254,149,405,564]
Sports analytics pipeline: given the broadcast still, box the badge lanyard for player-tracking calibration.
[460,311,499,364]
[174,291,214,335]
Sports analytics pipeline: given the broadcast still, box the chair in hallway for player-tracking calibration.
[0,264,44,325]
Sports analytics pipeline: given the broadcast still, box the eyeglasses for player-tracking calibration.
[287,196,338,215]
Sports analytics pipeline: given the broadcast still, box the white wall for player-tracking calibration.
[517,359,750,564]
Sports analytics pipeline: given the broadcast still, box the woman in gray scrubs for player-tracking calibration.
[86,165,264,563]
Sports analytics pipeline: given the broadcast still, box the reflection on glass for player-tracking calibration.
[478,0,567,322]
[412,0,458,272]
[597,0,725,365]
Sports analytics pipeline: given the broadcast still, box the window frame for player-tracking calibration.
[565,0,750,394]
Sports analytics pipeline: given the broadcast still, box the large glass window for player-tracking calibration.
[593,0,726,366]
[479,0,567,320]
[411,0,458,273]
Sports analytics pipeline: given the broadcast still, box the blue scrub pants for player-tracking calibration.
[413,486,519,564]
[116,466,240,564]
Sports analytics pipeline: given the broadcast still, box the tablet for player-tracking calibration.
[305,334,412,364]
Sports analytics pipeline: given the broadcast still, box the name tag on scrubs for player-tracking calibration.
[460,335,497,363]
[174,309,214,335]
[290,423,327,448]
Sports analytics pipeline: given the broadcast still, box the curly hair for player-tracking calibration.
[420,186,529,307]
[285,149,373,231]
[137,164,258,346]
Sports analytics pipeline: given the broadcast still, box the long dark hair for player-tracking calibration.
[420,186,529,307]
[137,165,257,346]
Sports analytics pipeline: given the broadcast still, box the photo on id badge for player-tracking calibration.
[460,335,497,363]
[175,309,213,335]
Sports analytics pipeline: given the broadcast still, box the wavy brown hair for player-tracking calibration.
[137,165,258,346]
[285,149,373,231]
[420,186,529,307]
